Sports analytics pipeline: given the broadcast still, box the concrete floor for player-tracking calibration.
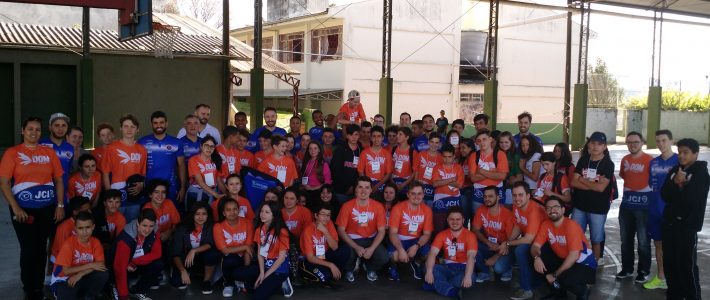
[1,146,708,299]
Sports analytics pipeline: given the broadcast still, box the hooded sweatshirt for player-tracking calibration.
[113,219,161,298]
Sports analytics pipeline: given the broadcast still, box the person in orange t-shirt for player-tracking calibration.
[92,123,115,173]
[469,129,509,215]
[472,186,515,282]
[424,206,477,298]
[257,136,298,187]
[142,180,180,242]
[217,126,255,177]
[337,90,367,126]
[68,154,102,207]
[534,152,571,204]
[213,198,254,297]
[300,203,349,285]
[432,145,465,232]
[51,196,91,263]
[50,212,108,300]
[387,182,433,281]
[93,189,126,247]
[253,130,273,165]
[414,135,444,204]
[245,202,291,299]
[357,126,392,192]
[211,174,254,222]
[391,127,415,194]
[336,177,388,282]
[187,135,226,210]
[281,189,313,238]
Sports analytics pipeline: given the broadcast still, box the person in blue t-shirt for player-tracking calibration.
[177,104,221,144]
[138,111,186,204]
[309,110,326,142]
[411,120,429,152]
[39,112,74,194]
[513,112,543,147]
[289,115,303,155]
[180,115,202,161]
[247,107,286,153]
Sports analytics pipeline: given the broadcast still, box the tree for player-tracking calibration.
[153,0,178,14]
[186,0,222,29]
[587,58,625,108]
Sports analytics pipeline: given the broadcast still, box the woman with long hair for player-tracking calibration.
[498,132,522,208]
[187,135,226,209]
[518,135,544,190]
[310,184,340,222]
[250,201,292,299]
[554,142,577,186]
[211,174,254,223]
[458,138,476,224]
[170,202,219,293]
[215,197,254,297]
[534,152,572,205]
[301,141,332,205]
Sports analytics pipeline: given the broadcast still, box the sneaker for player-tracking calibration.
[643,275,667,289]
[475,272,491,283]
[409,261,423,280]
[222,286,234,297]
[367,270,378,282]
[345,271,355,283]
[129,292,152,300]
[388,266,400,281]
[500,270,513,282]
[149,285,160,290]
[282,277,294,298]
[635,272,650,283]
[235,281,246,292]
[202,281,213,295]
[510,289,534,300]
[109,285,120,300]
[159,272,169,286]
[176,284,187,290]
[615,270,633,279]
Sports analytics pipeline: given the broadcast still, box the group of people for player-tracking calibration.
[1,89,708,300]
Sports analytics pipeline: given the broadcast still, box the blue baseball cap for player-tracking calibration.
[589,131,607,144]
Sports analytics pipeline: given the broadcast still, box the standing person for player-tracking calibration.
[473,114,489,132]
[300,141,332,203]
[234,111,249,131]
[217,126,250,177]
[180,115,202,161]
[40,113,74,194]
[331,124,362,203]
[472,186,514,282]
[469,129,509,220]
[643,129,677,290]
[436,110,449,133]
[499,132,522,208]
[300,203,349,287]
[101,114,147,222]
[414,135,444,205]
[358,125,392,192]
[211,174,255,222]
[373,114,386,128]
[336,177,389,282]
[294,133,311,169]
[169,202,219,294]
[186,135,226,209]
[399,112,412,128]
[570,132,614,260]
[0,117,65,300]
[432,144,465,233]
[358,121,372,148]
[519,135,544,190]
[309,110,326,142]
[288,116,303,155]
[247,107,287,153]
[423,206,477,298]
[533,152,571,204]
[387,182,434,281]
[254,130,274,164]
[112,209,163,300]
[421,115,437,141]
[384,125,398,151]
[67,126,91,172]
[257,136,299,188]
[138,111,186,205]
[338,90,367,126]
[513,112,543,147]
[93,123,115,172]
[213,198,254,298]
[616,132,653,282]
[458,138,475,225]
[451,119,465,136]
[50,212,109,300]
[177,104,221,144]
[391,127,416,197]
[532,198,596,299]
[660,138,709,299]
[67,154,102,207]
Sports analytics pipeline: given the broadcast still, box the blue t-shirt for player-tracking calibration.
[138,134,184,193]
[413,135,430,152]
[247,126,287,153]
[513,133,544,147]
[309,126,325,142]
[180,136,202,161]
[291,134,302,155]
[648,153,678,216]
[39,138,73,188]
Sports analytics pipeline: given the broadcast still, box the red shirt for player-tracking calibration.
[432,163,465,198]
[513,202,546,236]
[358,147,392,181]
[254,226,290,260]
[92,146,107,172]
[338,102,366,123]
[620,153,653,191]
[67,172,102,203]
[534,218,591,260]
[106,211,126,239]
[51,236,104,285]
[188,155,220,188]
[214,219,253,250]
[101,141,147,189]
[336,199,387,239]
[534,172,570,202]
[257,154,298,187]
[468,150,508,188]
[473,205,515,244]
[143,201,180,234]
[431,228,478,264]
[414,151,443,184]
[51,218,76,260]
[300,221,339,258]
[282,206,314,238]
[217,145,255,176]
[388,201,433,240]
[0,144,63,207]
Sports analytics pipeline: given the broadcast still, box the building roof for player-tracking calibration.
[234,88,343,101]
[596,0,710,19]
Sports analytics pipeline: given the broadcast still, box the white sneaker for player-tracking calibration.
[222,286,234,297]
[367,270,378,282]
[282,277,294,297]
[129,292,152,300]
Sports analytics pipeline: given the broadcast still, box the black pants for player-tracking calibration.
[540,244,596,297]
[53,270,109,300]
[662,222,701,300]
[10,205,55,294]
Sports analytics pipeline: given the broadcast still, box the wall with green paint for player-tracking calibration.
[459,123,563,145]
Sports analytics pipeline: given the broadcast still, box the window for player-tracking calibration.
[250,36,274,57]
[278,32,304,63]
[459,93,484,124]
[311,26,342,62]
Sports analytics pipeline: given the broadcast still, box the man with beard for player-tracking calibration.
[177,104,221,144]
[139,111,186,204]
[309,110,326,142]
[246,107,287,153]
[472,185,514,282]
[40,112,74,193]
[513,112,543,147]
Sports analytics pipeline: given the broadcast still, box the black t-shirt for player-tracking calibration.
[436,117,449,130]
[572,155,615,214]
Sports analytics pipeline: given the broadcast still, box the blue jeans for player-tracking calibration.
[513,243,541,291]
[572,208,607,244]
[119,204,141,222]
[432,263,473,297]
[476,240,512,276]
[618,208,651,274]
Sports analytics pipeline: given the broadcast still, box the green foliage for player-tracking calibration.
[621,90,710,111]
[587,58,625,108]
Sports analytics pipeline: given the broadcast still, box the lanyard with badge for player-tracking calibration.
[302,159,317,186]
[78,176,94,199]
[259,227,275,258]
[447,237,458,258]
[585,158,601,181]
[202,159,216,187]
[486,210,501,244]
[407,204,423,234]
[275,156,287,183]
[351,145,361,168]
[394,148,405,172]
[357,201,370,226]
[423,152,435,180]
[370,150,382,174]
[226,147,237,174]
[134,235,145,257]
[315,230,327,258]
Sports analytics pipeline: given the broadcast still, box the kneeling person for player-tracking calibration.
[113,209,163,300]
[170,202,219,294]
[388,182,433,281]
[300,204,349,287]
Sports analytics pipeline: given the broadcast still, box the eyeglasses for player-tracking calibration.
[545,205,562,211]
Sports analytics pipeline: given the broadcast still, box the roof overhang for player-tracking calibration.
[594,0,710,19]
[234,88,343,101]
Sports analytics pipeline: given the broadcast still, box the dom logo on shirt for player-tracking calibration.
[18,153,50,165]
[117,150,141,164]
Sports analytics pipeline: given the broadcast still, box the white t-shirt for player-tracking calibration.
[177,123,221,144]
[524,152,544,189]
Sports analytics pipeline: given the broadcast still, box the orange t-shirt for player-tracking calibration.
[473,205,515,244]
[51,236,104,285]
[254,226,290,260]
[143,201,180,234]
[534,218,590,259]
[282,206,313,238]
[107,211,126,239]
[338,103,366,123]
[51,218,76,260]
[67,172,102,203]
[357,147,393,181]
[431,228,478,264]
[214,218,253,251]
[211,196,254,222]
[392,146,414,179]
[336,199,387,239]
[534,172,570,202]
[257,154,298,187]
[0,144,63,208]
[188,155,220,188]
[101,141,147,189]
[92,146,107,172]
[620,153,653,191]
[468,150,509,188]
[254,151,269,165]
[414,151,443,184]
[432,163,465,198]
[300,221,339,258]
[461,156,473,188]
[388,201,434,240]
[513,202,546,236]
[217,145,256,176]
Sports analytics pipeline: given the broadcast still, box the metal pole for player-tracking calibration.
[250,0,265,128]
[563,6,572,143]
[82,7,90,57]
[222,0,231,126]
[80,7,94,147]
[379,0,393,125]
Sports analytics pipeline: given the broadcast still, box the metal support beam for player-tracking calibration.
[249,0,265,129]
[222,0,231,126]
[571,0,591,150]
[483,80,498,131]
[380,0,393,125]
[484,0,500,128]
[562,7,572,144]
[647,3,665,149]
[274,73,301,116]
[80,7,94,148]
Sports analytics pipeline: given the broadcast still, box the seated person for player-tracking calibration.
[300,204,349,287]
[113,209,163,300]
[472,185,514,282]
[387,182,433,281]
[51,196,92,263]
[170,202,220,294]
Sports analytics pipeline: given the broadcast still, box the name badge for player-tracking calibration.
[277,169,287,183]
[239,206,247,218]
[424,167,433,180]
[586,168,597,180]
[358,212,369,225]
[82,191,93,199]
[534,188,544,198]
[259,244,270,258]
[353,157,359,167]
[408,222,419,233]
[134,248,145,258]
[371,161,381,174]
[349,115,355,122]
[228,159,236,174]
[204,173,215,187]
[487,236,498,244]
[302,176,309,186]
[395,160,404,172]
[447,244,457,258]
[481,163,490,171]
[450,136,459,145]
[315,244,326,257]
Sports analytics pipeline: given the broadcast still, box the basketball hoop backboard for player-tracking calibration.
[118,0,152,41]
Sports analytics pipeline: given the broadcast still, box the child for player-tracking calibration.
[113,209,163,300]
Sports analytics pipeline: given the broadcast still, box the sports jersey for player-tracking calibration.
[473,205,515,244]
[0,144,63,208]
[412,135,430,153]
[39,138,73,188]
[468,150,509,188]
[338,103,366,124]
[106,211,127,240]
[649,154,678,216]
[211,196,255,222]
[143,201,180,234]
[534,172,570,202]
[188,155,220,188]
[432,164,465,198]
[300,221,339,258]
[247,126,287,153]
[138,134,184,194]
[282,206,314,238]
[67,172,102,203]
[257,154,298,187]
[51,236,104,285]
[414,151,443,184]
[357,147,393,182]
[392,146,414,179]
[309,126,325,142]
[620,153,653,191]
[513,202,546,236]
[254,226,290,260]
[213,218,253,251]
[51,218,76,261]
[101,141,147,191]
[388,201,433,240]
[180,136,202,160]
[431,228,478,264]
[336,199,387,239]
[534,218,596,268]
[216,145,255,176]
